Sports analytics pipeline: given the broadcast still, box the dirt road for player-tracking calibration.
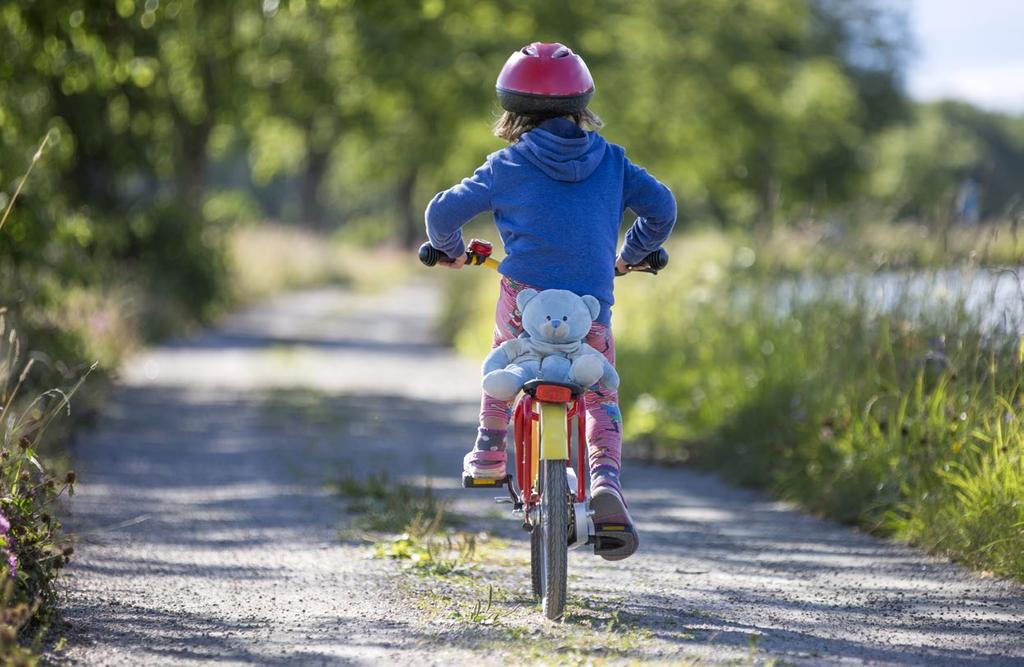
[59,282,1024,665]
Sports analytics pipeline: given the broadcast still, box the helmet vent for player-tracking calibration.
[553,46,571,58]
[522,45,538,56]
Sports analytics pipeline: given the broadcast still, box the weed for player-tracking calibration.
[0,313,88,657]
[376,530,478,576]
[333,471,452,534]
[333,471,490,576]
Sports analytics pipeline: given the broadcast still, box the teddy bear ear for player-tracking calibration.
[516,288,539,313]
[581,295,600,320]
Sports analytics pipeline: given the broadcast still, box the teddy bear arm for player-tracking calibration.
[481,341,521,375]
[482,360,540,401]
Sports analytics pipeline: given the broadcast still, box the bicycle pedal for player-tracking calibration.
[462,473,507,489]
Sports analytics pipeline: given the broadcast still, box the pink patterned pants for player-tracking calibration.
[479,277,623,470]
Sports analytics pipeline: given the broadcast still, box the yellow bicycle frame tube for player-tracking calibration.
[527,401,569,491]
[539,402,569,460]
[468,254,501,271]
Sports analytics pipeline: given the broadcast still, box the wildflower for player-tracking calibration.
[65,471,76,485]
[0,513,8,534]
[6,550,16,579]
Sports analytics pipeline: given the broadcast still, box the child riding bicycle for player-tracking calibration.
[425,42,676,560]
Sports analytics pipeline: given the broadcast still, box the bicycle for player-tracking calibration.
[419,238,668,619]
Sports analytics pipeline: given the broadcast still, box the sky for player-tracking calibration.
[900,0,1024,113]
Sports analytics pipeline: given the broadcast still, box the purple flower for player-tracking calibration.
[0,513,9,535]
[5,550,16,579]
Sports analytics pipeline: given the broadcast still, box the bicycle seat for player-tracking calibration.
[522,379,584,403]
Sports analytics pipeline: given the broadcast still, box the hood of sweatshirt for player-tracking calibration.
[511,117,607,183]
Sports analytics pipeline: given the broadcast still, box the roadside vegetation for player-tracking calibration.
[0,313,84,665]
[441,226,1024,582]
[333,472,482,576]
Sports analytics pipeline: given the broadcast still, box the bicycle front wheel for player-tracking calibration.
[538,459,568,619]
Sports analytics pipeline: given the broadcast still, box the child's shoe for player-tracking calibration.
[462,449,507,480]
[590,466,639,560]
[462,427,508,480]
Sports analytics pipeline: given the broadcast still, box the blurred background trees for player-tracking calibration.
[2,0,1023,338]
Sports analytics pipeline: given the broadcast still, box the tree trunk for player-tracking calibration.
[753,139,778,230]
[300,149,329,229]
[396,170,419,248]
[177,120,212,215]
[758,174,780,230]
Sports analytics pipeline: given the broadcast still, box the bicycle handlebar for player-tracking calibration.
[418,240,668,275]
[417,243,455,267]
[418,239,498,268]
[615,248,669,276]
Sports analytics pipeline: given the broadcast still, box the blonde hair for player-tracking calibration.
[493,108,604,143]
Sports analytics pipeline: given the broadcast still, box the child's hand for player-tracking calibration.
[443,252,468,270]
[615,256,632,274]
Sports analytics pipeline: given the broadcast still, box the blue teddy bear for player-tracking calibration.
[481,288,619,401]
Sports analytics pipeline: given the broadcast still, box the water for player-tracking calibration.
[765,267,1024,334]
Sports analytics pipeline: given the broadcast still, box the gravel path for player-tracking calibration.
[59,282,1024,665]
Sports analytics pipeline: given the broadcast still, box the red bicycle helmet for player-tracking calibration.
[496,42,595,115]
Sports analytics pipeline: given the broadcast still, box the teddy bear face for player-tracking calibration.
[517,289,599,343]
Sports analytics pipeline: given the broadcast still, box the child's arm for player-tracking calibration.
[619,160,677,266]
[424,161,493,259]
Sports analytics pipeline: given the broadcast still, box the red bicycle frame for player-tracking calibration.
[513,394,587,506]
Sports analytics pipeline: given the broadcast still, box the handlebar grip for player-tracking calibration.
[418,242,454,267]
[645,248,669,271]
[616,248,670,276]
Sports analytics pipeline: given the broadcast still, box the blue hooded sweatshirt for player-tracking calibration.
[424,117,676,325]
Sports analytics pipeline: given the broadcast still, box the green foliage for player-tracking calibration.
[869,105,982,221]
[0,313,84,656]
[611,239,1024,579]
[869,102,1024,222]
[334,471,481,575]
[334,471,450,534]
[375,530,478,577]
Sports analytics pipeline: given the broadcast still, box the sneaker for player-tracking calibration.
[590,483,639,561]
[462,449,507,480]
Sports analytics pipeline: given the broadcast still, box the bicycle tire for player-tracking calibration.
[539,459,568,619]
[530,525,542,599]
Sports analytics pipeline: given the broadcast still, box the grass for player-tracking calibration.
[439,224,1024,581]
[610,253,1024,579]
[228,223,414,302]
[333,471,484,576]
[334,471,450,534]
[0,314,86,664]
[738,219,1024,276]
